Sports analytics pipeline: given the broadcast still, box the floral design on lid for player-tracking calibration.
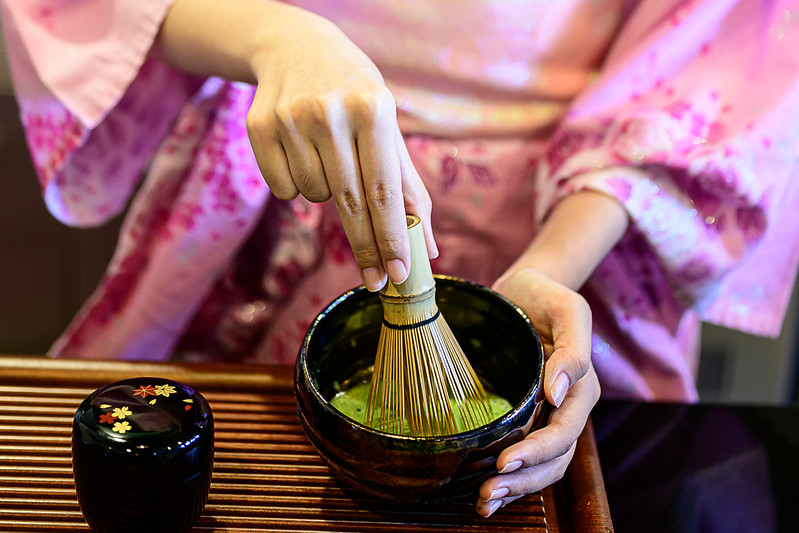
[96,382,193,434]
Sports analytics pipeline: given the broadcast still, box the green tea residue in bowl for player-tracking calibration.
[330,381,513,435]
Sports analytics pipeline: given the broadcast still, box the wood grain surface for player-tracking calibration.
[0,356,612,532]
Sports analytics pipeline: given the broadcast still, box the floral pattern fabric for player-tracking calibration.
[2,0,799,402]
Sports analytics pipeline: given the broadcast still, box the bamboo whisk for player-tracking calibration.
[365,215,492,436]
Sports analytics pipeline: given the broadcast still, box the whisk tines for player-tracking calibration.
[364,216,492,437]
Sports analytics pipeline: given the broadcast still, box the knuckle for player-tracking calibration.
[293,170,331,203]
[274,100,298,129]
[305,96,337,133]
[517,435,545,464]
[366,180,401,213]
[590,370,602,402]
[347,87,395,125]
[265,180,298,201]
[507,473,543,498]
[574,354,591,380]
[258,162,298,201]
[307,189,332,203]
[351,244,381,266]
[569,291,592,322]
[376,233,405,256]
[557,421,585,455]
[542,427,575,460]
[276,94,338,134]
[293,168,316,192]
[335,187,364,219]
[246,111,275,141]
[550,465,567,485]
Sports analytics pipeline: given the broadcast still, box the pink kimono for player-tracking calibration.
[2,0,799,402]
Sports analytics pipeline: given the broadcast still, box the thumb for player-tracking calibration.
[544,342,591,408]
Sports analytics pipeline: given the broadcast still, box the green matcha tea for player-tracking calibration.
[331,381,513,435]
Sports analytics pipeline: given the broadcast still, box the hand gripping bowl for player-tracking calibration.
[294,275,546,502]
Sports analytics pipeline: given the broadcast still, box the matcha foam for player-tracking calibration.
[331,381,513,435]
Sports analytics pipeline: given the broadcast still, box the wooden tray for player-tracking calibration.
[0,356,612,532]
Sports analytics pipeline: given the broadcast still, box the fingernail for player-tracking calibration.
[484,499,502,517]
[550,372,570,408]
[386,259,408,284]
[488,487,509,501]
[499,460,522,474]
[362,267,386,292]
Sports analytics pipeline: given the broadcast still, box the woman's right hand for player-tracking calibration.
[245,8,436,291]
[160,0,436,291]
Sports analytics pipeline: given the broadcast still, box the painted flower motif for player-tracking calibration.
[112,406,132,419]
[441,155,459,192]
[133,385,157,398]
[439,157,498,193]
[98,412,116,424]
[112,421,132,434]
[466,163,497,187]
[154,384,177,397]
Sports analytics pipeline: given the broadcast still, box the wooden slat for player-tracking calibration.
[0,356,613,532]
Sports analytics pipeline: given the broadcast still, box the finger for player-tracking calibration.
[282,139,331,202]
[496,365,599,473]
[543,293,592,408]
[274,104,332,202]
[317,129,388,292]
[476,442,577,517]
[246,98,299,200]
[352,91,410,284]
[395,126,438,259]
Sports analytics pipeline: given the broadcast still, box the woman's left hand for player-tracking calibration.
[475,268,601,517]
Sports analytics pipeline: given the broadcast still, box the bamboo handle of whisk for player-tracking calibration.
[381,215,435,300]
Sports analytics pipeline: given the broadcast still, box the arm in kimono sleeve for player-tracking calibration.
[0,0,203,226]
[538,0,799,336]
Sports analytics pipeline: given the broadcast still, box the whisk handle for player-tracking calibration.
[381,215,435,299]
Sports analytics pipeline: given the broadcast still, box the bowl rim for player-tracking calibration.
[297,275,545,443]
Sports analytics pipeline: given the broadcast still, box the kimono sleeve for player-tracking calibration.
[0,0,203,226]
[539,0,799,337]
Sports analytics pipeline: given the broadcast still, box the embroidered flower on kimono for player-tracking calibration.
[686,141,758,205]
[98,412,116,424]
[610,111,688,164]
[133,385,157,398]
[546,127,603,174]
[112,421,132,434]
[735,206,768,243]
[112,406,132,419]
[154,384,177,397]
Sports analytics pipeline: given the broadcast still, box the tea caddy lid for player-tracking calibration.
[73,377,213,469]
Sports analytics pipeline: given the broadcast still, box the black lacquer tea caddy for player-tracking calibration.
[72,377,214,532]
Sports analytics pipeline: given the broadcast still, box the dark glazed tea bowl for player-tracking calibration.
[294,275,546,502]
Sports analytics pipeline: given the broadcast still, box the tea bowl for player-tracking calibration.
[294,275,546,502]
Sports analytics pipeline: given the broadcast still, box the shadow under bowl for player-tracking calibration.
[294,276,545,502]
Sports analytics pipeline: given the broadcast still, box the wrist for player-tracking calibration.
[247,7,337,84]
[159,0,330,85]
[500,190,628,290]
